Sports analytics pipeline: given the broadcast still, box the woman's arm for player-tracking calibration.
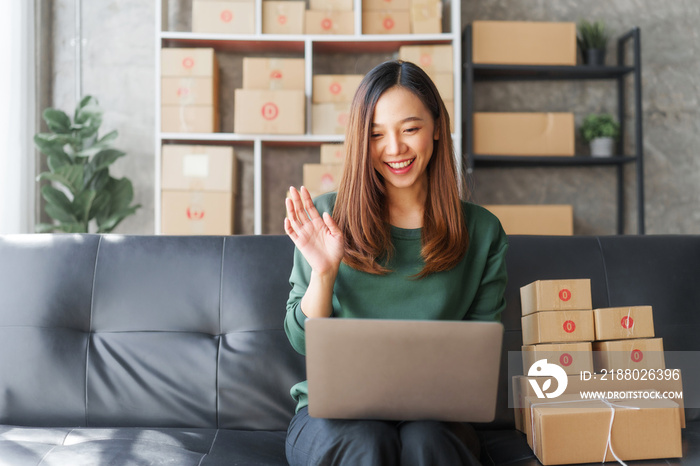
[466,227,509,322]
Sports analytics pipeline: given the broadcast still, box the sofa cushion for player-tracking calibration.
[0,426,288,466]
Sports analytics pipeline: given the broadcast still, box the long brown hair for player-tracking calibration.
[334,60,469,277]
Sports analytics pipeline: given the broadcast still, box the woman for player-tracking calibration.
[283,60,508,466]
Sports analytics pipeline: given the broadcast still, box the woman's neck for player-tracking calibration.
[386,182,427,229]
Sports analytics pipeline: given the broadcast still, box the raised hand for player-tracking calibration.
[284,186,344,275]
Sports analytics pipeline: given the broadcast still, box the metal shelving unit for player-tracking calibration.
[462,25,644,235]
[155,0,462,234]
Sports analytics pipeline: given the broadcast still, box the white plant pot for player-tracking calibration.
[590,137,615,157]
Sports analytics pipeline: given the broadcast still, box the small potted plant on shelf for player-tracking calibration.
[580,113,620,157]
[577,20,609,66]
[33,95,141,233]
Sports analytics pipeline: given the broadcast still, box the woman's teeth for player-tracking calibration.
[386,159,414,169]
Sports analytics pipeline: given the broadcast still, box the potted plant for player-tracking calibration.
[580,113,620,157]
[34,96,141,233]
[577,20,609,66]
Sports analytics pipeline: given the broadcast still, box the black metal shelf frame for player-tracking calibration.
[462,25,644,235]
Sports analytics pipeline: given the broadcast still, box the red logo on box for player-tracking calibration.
[337,112,348,126]
[631,349,644,362]
[321,18,333,30]
[383,17,395,30]
[187,207,205,220]
[563,320,576,333]
[182,57,195,69]
[420,54,432,67]
[278,15,287,25]
[270,70,283,80]
[262,102,279,120]
[177,87,190,97]
[559,289,572,301]
[329,82,342,95]
[559,353,573,366]
[621,316,634,329]
[220,10,233,23]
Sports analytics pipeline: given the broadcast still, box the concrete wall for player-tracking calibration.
[49,0,700,235]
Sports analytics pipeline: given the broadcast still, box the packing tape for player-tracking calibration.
[529,398,640,466]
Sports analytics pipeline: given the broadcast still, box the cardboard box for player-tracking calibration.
[363,0,410,11]
[234,89,305,134]
[192,1,255,35]
[594,306,655,341]
[161,145,236,192]
[410,2,441,34]
[242,57,305,90]
[472,20,577,66]
[522,310,594,345]
[529,398,681,465]
[522,342,593,376]
[161,190,234,235]
[262,1,305,34]
[312,103,351,135]
[431,73,453,101]
[312,75,363,103]
[473,112,575,156]
[309,0,353,11]
[444,99,454,133]
[362,11,411,34]
[161,77,216,106]
[303,163,344,198]
[305,10,355,35]
[398,44,453,75]
[593,338,665,371]
[520,279,592,316]
[513,373,686,435]
[320,144,345,164]
[484,205,574,236]
[161,106,218,133]
[161,48,217,77]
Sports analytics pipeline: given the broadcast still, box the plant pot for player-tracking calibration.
[584,48,606,66]
[590,137,615,157]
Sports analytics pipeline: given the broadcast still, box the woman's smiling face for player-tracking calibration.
[369,85,438,195]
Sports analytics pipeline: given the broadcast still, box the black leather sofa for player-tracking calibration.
[0,234,698,465]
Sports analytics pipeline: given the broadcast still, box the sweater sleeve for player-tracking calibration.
[284,246,312,355]
[465,222,509,323]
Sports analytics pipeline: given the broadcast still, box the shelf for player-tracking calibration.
[467,64,635,81]
[160,31,456,54]
[472,155,637,168]
[160,133,345,146]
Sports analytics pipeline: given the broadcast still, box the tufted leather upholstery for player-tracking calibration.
[0,234,698,465]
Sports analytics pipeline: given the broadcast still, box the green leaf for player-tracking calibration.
[45,201,78,224]
[56,222,87,233]
[92,148,125,171]
[41,185,73,213]
[37,164,84,195]
[97,130,118,146]
[33,133,72,163]
[89,190,111,219]
[35,222,57,233]
[74,96,103,139]
[106,177,135,212]
[72,189,97,222]
[43,109,72,134]
[96,205,141,233]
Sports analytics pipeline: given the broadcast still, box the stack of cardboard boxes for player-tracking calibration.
[302,144,345,199]
[192,0,256,34]
[234,57,306,134]
[161,48,219,133]
[514,279,684,465]
[362,0,410,35]
[161,145,237,235]
[312,75,363,135]
[306,0,355,35]
[398,44,454,132]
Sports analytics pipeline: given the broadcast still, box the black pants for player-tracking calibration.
[285,407,482,466]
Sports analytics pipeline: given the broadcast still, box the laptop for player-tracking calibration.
[305,318,504,422]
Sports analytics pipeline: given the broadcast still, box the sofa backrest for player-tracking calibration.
[1,234,698,430]
[0,234,304,431]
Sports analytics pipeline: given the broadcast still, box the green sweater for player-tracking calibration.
[283,192,509,412]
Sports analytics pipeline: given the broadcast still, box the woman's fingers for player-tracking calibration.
[288,187,309,225]
[323,212,342,237]
[300,186,321,220]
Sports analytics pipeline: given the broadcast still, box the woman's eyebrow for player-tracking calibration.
[371,116,424,127]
